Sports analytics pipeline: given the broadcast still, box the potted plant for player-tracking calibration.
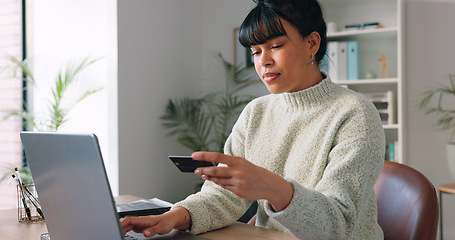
[1,56,103,182]
[418,74,455,178]
[160,53,258,153]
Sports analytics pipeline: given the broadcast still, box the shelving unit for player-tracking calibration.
[319,0,404,163]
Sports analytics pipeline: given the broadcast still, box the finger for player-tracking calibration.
[195,165,232,177]
[192,152,239,166]
[122,225,134,235]
[142,228,156,238]
[208,179,240,197]
[144,226,171,236]
[121,216,157,235]
[141,221,175,237]
[121,216,147,228]
[121,217,135,235]
[203,175,234,186]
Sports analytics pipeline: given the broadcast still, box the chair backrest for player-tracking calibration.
[374,161,439,240]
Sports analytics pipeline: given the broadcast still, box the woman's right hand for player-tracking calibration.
[120,206,191,237]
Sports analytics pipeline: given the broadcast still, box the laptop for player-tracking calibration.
[20,132,209,240]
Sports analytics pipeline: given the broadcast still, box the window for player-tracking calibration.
[0,0,24,209]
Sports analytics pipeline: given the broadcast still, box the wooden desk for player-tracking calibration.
[0,195,296,240]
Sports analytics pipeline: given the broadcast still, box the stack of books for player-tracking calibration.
[323,41,359,81]
[344,22,382,31]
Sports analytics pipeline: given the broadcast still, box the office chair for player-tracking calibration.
[248,161,439,240]
[375,161,439,240]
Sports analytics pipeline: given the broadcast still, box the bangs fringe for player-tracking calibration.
[238,7,287,48]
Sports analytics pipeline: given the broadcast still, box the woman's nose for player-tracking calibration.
[259,52,273,67]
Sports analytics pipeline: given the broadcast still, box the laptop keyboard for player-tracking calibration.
[124,235,139,240]
[42,233,139,240]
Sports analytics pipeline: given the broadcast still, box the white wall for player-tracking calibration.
[405,0,455,239]
[117,0,204,202]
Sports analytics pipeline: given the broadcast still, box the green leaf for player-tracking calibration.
[9,56,36,83]
[161,98,213,151]
[418,74,455,141]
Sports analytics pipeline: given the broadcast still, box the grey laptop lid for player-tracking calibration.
[20,132,207,240]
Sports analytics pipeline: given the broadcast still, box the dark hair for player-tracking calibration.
[238,0,327,63]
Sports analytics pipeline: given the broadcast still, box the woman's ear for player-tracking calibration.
[307,31,321,53]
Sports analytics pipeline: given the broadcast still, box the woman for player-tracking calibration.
[121,0,385,239]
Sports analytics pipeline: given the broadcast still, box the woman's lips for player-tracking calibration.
[262,72,280,82]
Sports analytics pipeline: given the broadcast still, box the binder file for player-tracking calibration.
[327,41,347,81]
[347,41,359,80]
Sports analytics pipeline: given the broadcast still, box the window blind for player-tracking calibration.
[0,0,23,209]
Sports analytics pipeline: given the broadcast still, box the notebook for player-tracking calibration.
[117,198,171,218]
[20,132,208,240]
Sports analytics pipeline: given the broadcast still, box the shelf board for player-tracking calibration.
[334,78,398,85]
[383,124,399,129]
[327,27,398,41]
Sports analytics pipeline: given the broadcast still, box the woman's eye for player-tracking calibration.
[271,44,283,49]
[251,51,260,56]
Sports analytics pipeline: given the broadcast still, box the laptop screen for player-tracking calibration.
[21,132,126,240]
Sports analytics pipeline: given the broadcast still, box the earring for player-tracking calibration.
[311,52,315,65]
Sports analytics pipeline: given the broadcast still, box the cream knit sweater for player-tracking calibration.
[173,78,385,240]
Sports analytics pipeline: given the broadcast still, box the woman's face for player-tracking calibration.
[250,19,321,94]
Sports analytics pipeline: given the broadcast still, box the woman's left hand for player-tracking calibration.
[192,151,294,212]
